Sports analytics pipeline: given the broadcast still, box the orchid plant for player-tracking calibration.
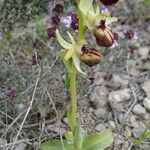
[40,0,119,150]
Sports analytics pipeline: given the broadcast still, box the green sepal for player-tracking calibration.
[56,29,72,49]
[95,13,118,27]
[79,0,93,15]
[72,55,86,76]
[40,140,74,150]
[82,129,113,150]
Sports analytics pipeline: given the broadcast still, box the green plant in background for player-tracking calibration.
[142,0,150,7]
[40,0,118,149]
[1,0,48,31]
[130,128,150,145]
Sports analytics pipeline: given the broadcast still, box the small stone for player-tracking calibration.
[90,86,108,109]
[138,47,149,60]
[95,123,106,131]
[142,61,150,70]
[132,104,146,115]
[93,108,107,119]
[143,97,150,111]
[63,117,68,124]
[141,80,150,97]
[138,95,144,101]
[90,99,107,109]
[109,120,116,129]
[108,88,131,103]
[116,135,124,145]
[15,143,27,150]
[0,138,7,150]
[111,74,129,88]
[46,123,66,135]
[122,142,129,150]
[130,115,139,128]
[144,112,150,120]
[117,113,124,123]
[93,77,105,86]
[132,127,145,138]
[129,68,140,77]
[125,127,132,137]
[17,104,25,114]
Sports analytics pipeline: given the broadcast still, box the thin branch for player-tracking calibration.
[1,110,26,139]
[122,85,137,123]
[45,88,65,150]
[0,118,56,135]
[10,68,41,150]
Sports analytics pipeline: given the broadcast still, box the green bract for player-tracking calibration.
[56,29,86,75]
[79,0,118,29]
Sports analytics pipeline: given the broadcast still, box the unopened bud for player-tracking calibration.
[79,46,102,67]
[99,0,119,6]
[93,25,114,47]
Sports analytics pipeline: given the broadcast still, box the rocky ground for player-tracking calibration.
[0,0,150,150]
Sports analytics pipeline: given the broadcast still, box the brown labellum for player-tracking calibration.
[99,0,119,6]
[79,46,103,67]
[93,25,114,47]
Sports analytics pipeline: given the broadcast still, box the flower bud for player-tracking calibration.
[99,0,119,6]
[93,25,114,47]
[79,46,102,67]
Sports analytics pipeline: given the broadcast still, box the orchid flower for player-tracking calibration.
[56,29,86,75]
[79,0,118,29]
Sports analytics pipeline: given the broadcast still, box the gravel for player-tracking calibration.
[143,97,150,111]
[93,108,108,119]
[132,104,146,115]
[142,80,150,97]
[138,47,149,60]
[108,88,131,103]
[95,123,106,131]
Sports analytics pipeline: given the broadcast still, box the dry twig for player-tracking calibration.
[10,68,41,150]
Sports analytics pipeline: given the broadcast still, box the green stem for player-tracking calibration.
[78,9,84,42]
[70,62,77,131]
[78,8,87,42]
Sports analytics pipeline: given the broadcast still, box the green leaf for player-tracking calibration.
[82,129,113,150]
[40,140,74,150]
[73,120,84,150]
[56,30,72,49]
[79,0,93,15]
[72,55,86,75]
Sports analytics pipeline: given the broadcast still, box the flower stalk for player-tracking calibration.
[70,62,77,131]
